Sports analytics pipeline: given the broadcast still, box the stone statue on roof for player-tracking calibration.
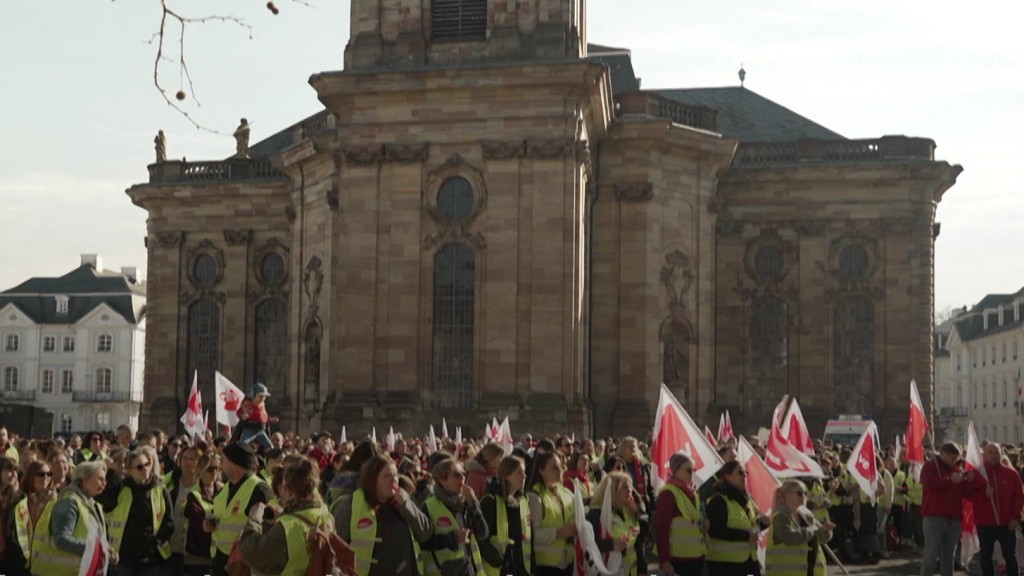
[234,118,251,158]
[154,130,167,163]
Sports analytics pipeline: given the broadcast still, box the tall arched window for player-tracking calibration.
[834,295,874,414]
[433,243,475,409]
[303,321,322,403]
[254,298,288,402]
[187,299,220,397]
[749,295,788,420]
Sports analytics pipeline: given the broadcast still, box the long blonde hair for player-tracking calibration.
[591,471,633,512]
[772,479,807,515]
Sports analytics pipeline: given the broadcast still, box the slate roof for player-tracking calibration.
[245,109,331,160]
[0,265,145,325]
[952,288,1024,342]
[587,44,641,96]
[652,87,845,142]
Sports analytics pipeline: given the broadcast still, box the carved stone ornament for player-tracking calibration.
[425,228,487,251]
[384,144,429,164]
[303,256,324,314]
[185,239,226,289]
[179,289,227,305]
[481,141,526,160]
[223,229,253,246]
[154,231,185,246]
[576,141,594,182]
[795,220,826,237]
[343,145,383,166]
[615,182,654,203]
[660,250,694,308]
[659,249,696,402]
[526,140,573,160]
[716,220,745,237]
[424,155,488,229]
[744,229,791,286]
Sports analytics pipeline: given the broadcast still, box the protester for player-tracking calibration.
[421,457,489,576]
[616,437,653,574]
[167,444,203,575]
[233,383,278,450]
[239,456,333,575]
[563,451,593,503]
[971,442,1024,576]
[1,456,27,575]
[29,460,109,576]
[466,443,505,499]
[480,456,531,576]
[587,471,641,576]
[919,442,986,576]
[527,452,576,576]
[705,461,767,576]
[329,440,379,505]
[655,453,705,576]
[767,479,833,576]
[75,432,107,465]
[0,429,18,463]
[182,453,222,576]
[47,451,71,492]
[334,454,432,576]
[102,448,174,576]
[203,442,273,576]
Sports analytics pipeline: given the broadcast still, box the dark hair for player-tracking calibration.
[567,451,591,472]
[940,442,962,456]
[23,460,52,495]
[342,440,379,473]
[536,439,556,454]
[427,451,454,472]
[718,460,743,478]
[602,455,626,474]
[265,448,284,461]
[717,445,733,457]
[398,474,416,494]
[359,455,396,506]
[213,436,227,448]
[527,451,560,490]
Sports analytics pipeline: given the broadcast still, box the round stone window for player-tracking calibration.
[193,254,218,288]
[838,244,870,281]
[260,253,286,287]
[436,177,475,223]
[753,245,785,283]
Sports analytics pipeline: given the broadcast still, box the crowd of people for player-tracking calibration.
[0,417,1023,576]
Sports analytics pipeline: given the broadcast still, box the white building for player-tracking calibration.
[0,255,146,435]
[942,292,1024,446]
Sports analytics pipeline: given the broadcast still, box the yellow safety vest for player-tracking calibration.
[348,489,424,576]
[106,484,172,559]
[77,448,105,463]
[481,493,532,576]
[161,471,175,492]
[808,482,831,524]
[653,484,705,559]
[31,491,106,576]
[609,507,640,576]
[13,497,32,570]
[765,511,826,576]
[423,495,485,576]
[705,494,758,563]
[907,475,923,507]
[278,504,333,576]
[530,483,575,568]
[211,474,263,556]
[892,470,907,507]
[3,443,18,463]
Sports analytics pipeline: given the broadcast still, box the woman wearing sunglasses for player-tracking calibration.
[6,460,56,576]
[766,479,834,576]
[705,461,769,576]
[654,453,705,576]
[181,454,222,576]
[102,448,175,576]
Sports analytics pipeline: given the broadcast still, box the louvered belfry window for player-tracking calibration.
[432,0,487,41]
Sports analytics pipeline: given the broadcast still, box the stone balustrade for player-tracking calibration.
[72,390,144,403]
[616,91,719,132]
[732,136,936,168]
[148,158,287,183]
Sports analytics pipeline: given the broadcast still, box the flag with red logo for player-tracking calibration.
[572,478,621,575]
[765,397,825,478]
[78,515,109,576]
[845,421,879,504]
[704,425,717,448]
[386,426,396,452]
[214,371,244,429]
[780,398,815,457]
[499,416,514,455]
[718,411,735,442]
[180,371,205,439]
[906,379,929,480]
[650,383,724,488]
[738,436,780,515]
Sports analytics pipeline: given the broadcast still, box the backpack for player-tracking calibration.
[292,513,358,576]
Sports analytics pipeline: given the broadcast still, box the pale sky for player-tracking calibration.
[1,1,1019,314]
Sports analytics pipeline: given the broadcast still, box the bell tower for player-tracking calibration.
[345,0,587,69]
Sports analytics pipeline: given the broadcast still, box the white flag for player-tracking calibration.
[214,371,244,428]
[340,426,347,444]
[442,417,449,439]
[650,383,724,488]
[845,421,879,504]
[179,371,205,438]
[427,425,438,455]
[499,416,513,455]
[387,426,396,452]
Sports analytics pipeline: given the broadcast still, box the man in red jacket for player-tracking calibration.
[919,442,987,576]
[972,442,1024,576]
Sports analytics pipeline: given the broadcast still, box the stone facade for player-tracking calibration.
[128,0,961,439]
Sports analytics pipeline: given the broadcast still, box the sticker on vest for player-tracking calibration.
[231,503,241,515]
[436,517,453,529]
[357,517,373,530]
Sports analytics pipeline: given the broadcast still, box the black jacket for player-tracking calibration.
[100,476,175,566]
[479,483,529,576]
[706,482,768,543]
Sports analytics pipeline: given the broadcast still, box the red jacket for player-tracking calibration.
[970,462,1024,527]
[920,457,987,520]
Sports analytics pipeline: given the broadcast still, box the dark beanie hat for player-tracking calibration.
[223,442,257,470]
[669,452,693,475]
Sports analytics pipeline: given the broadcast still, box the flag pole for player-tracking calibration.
[823,543,850,576]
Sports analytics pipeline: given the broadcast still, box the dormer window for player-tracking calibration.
[55,295,69,314]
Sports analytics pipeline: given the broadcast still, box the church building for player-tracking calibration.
[128,0,961,438]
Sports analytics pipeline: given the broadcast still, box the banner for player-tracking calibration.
[650,383,724,488]
[214,371,244,429]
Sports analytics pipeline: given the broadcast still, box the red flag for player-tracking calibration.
[719,410,735,442]
[651,384,724,488]
[705,425,717,448]
[846,421,879,504]
[738,436,780,515]
[781,398,815,456]
[906,379,929,476]
[179,371,204,438]
[765,397,825,478]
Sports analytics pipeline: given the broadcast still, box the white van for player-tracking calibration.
[822,416,872,448]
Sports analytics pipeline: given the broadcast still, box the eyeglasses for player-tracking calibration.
[451,471,467,479]
[40,471,53,477]
[134,463,151,471]
[91,437,102,443]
